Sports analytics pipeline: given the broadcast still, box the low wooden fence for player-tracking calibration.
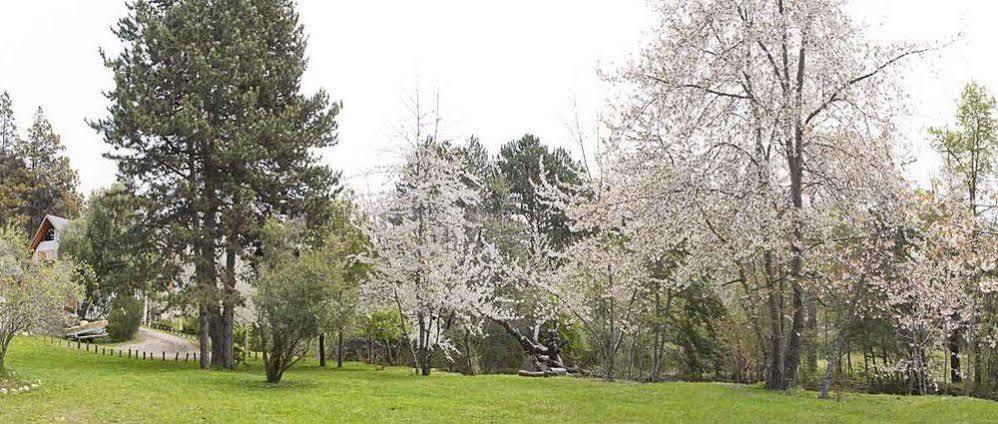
[44,335,201,363]
[42,335,265,363]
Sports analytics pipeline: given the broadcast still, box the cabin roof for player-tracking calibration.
[47,215,69,232]
[29,214,69,254]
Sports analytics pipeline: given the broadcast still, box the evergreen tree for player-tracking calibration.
[0,91,28,231]
[496,134,582,248]
[21,107,82,235]
[60,185,171,319]
[93,0,340,369]
[0,97,81,235]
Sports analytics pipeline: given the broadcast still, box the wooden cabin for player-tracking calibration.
[29,214,69,261]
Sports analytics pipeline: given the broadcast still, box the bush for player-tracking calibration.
[181,315,199,336]
[106,296,143,341]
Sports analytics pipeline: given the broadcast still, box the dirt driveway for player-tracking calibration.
[117,327,199,354]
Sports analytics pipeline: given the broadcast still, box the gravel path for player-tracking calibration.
[118,327,199,354]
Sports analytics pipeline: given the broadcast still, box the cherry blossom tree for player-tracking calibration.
[815,189,986,394]
[603,0,930,389]
[365,135,495,376]
[0,226,82,370]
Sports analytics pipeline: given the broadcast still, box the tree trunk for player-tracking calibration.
[221,306,234,369]
[209,305,225,368]
[417,317,432,376]
[220,238,238,370]
[463,326,476,376]
[319,333,326,367]
[650,283,664,381]
[604,344,615,382]
[0,333,14,370]
[198,304,210,369]
[605,266,616,382]
[200,165,221,370]
[781,141,806,390]
[486,316,585,376]
[949,333,962,383]
[265,354,283,383]
[765,252,785,390]
[336,331,344,368]
[783,282,805,389]
[420,346,432,376]
[820,332,843,399]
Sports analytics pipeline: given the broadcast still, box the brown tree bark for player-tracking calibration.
[220,234,239,370]
[337,331,344,368]
[949,333,962,383]
[765,252,785,390]
[781,123,806,389]
[319,333,326,367]
[209,305,224,368]
[198,304,211,369]
[463,326,476,376]
[783,283,805,389]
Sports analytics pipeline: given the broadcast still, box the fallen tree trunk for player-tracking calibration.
[487,317,589,377]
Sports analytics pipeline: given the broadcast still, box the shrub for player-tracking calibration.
[181,315,199,336]
[106,296,143,342]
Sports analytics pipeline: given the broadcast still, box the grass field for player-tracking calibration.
[1,337,996,423]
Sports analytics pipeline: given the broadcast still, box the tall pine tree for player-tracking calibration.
[0,95,81,234]
[93,0,340,369]
[22,107,83,235]
[0,91,27,230]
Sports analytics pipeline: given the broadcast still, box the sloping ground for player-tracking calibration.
[1,337,996,423]
[116,327,198,355]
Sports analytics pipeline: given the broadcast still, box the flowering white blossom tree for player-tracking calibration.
[814,189,988,394]
[0,226,81,370]
[365,136,495,376]
[602,0,930,389]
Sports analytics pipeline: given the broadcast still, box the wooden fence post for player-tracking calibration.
[128,348,132,358]
[185,353,189,362]
[162,352,165,361]
[175,352,179,361]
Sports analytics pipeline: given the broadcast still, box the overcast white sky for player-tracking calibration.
[1,0,996,196]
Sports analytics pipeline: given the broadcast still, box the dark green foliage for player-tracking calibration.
[20,108,83,235]
[180,316,199,336]
[496,134,583,248]
[475,322,527,374]
[0,93,81,235]
[0,92,27,232]
[671,281,727,379]
[94,0,341,369]
[255,218,344,383]
[106,296,143,342]
[60,186,169,318]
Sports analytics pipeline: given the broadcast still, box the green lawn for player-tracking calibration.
[0,337,996,423]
